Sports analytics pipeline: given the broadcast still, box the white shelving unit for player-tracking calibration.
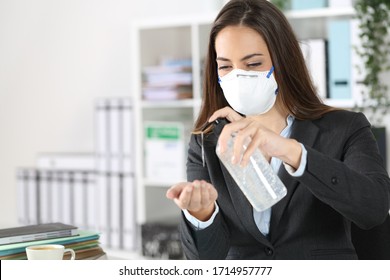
[131,7,357,226]
[131,12,217,225]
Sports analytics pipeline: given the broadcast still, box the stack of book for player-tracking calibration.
[142,58,193,101]
[0,223,106,260]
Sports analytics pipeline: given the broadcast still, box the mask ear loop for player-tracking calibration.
[266,66,275,78]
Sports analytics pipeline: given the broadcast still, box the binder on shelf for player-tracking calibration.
[61,172,73,225]
[121,99,134,161]
[123,174,137,250]
[291,0,327,10]
[38,170,52,224]
[109,172,121,249]
[96,170,110,247]
[328,19,352,100]
[95,97,134,171]
[86,171,98,231]
[300,39,328,99]
[109,98,121,159]
[27,169,39,225]
[50,171,63,223]
[16,169,28,225]
[95,98,109,157]
[73,171,87,229]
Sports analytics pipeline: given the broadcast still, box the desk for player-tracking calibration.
[103,248,147,260]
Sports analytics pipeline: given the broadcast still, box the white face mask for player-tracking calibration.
[218,67,278,116]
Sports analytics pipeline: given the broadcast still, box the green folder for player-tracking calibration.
[0,230,100,257]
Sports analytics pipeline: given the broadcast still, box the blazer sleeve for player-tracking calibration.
[298,112,390,229]
[179,134,231,259]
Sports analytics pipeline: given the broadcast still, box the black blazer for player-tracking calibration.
[180,110,390,260]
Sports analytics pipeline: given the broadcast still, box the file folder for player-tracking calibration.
[300,39,328,99]
[328,19,352,99]
[291,0,327,10]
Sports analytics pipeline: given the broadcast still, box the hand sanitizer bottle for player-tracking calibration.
[216,133,287,211]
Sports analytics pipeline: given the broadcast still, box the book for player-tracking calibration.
[0,230,99,257]
[0,223,78,246]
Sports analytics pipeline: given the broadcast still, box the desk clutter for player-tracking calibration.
[0,223,105,260]
[141,223,184,260]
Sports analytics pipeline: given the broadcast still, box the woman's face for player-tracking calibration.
[215,25,273,77]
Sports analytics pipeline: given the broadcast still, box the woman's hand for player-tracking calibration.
[218,116,302,169]
[208,106,244,123]
[166,180,218,221]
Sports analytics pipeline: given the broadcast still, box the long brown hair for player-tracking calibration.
[194,0,337,132]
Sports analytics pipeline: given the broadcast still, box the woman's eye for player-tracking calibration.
[248,62,262,68]
[218,65,232,71]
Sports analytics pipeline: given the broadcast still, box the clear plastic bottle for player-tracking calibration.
[216,133,287,212]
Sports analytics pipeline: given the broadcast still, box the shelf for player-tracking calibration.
[132,13,216,30]
[286,7,356,39]
[104,248,146,260]
[324,98,355,108]
[141,98,201,108]
[144,178,186,187]
[286,7,355,20]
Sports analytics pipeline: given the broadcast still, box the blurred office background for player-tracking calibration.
[0,0,226,228]
[1,0,389,258]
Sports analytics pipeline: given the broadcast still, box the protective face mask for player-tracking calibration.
[218,67,278,116]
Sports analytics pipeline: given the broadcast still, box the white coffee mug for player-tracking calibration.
[26,244,76,260]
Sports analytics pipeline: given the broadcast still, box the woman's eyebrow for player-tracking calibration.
[216,56,231,62]
[216,53,264,62]
[240,53,264,61]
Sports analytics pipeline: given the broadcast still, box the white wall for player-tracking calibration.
[0,0,225,228]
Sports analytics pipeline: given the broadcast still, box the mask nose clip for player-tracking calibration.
[236,73,258,78]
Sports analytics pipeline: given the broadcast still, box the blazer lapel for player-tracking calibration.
[269,119,320,240]
[220,164,273,247]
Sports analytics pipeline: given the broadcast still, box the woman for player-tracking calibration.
[166,0,390,259]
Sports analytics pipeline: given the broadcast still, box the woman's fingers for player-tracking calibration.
[174,184,194,209]
[218,117,251,154]
[166,182,188,199]
[217,117,283,166]
[209,106,243,123]
[188,180,202,211]
[166,181,218,212]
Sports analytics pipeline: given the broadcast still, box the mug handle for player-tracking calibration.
[64,248,76,260]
